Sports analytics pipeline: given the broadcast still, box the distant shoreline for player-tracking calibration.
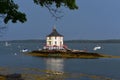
[1,39,120,43]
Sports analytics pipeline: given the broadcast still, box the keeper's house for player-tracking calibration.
[44,27,66,50]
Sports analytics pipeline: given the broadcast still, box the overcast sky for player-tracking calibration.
[1,0,120,40]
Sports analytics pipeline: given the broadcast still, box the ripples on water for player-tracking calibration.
[0,41,120,80]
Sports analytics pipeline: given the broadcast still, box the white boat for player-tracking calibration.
[20,49,28,53]
[5,42,11,46]
[93,46,101,51]
[14,53,17,55]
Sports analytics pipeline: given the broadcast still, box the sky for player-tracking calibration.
[1,0,120,41]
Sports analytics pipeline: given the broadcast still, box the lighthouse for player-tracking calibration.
[44,27,64,50]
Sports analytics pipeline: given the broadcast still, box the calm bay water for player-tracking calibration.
[0,41,120,80]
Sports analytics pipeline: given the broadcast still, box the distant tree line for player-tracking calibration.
[65,40,120,43]
[1,39,120,43]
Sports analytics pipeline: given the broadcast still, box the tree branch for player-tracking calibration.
[0,14,7,35]
[44,4,64,20]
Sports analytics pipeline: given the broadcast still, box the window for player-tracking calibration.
[55,41,57,45]
[60,42,62,45]
[49,41,51,45]
[49,37,51,40]
[47,37,51,40]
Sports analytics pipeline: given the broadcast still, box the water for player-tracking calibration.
[0,41,120,80]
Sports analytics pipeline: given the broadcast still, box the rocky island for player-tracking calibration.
[28,49,104,59]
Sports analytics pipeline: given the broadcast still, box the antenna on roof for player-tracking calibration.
[53,25,56,30]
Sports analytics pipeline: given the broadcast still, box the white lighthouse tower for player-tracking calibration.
[44,27,64,50]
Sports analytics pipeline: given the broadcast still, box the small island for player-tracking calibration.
[28,27,119,59]
[28,49,104,59]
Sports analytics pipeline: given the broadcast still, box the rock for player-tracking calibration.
[6,73,24,80]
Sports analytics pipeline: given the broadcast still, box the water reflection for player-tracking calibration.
[45,58,64,74]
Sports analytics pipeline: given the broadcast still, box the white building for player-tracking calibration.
[44,27,65,50]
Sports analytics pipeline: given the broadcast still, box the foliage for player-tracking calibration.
[0,0,78,24]
[0,0,26,24]
[33,0,78,9]
[34,0,78,19]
